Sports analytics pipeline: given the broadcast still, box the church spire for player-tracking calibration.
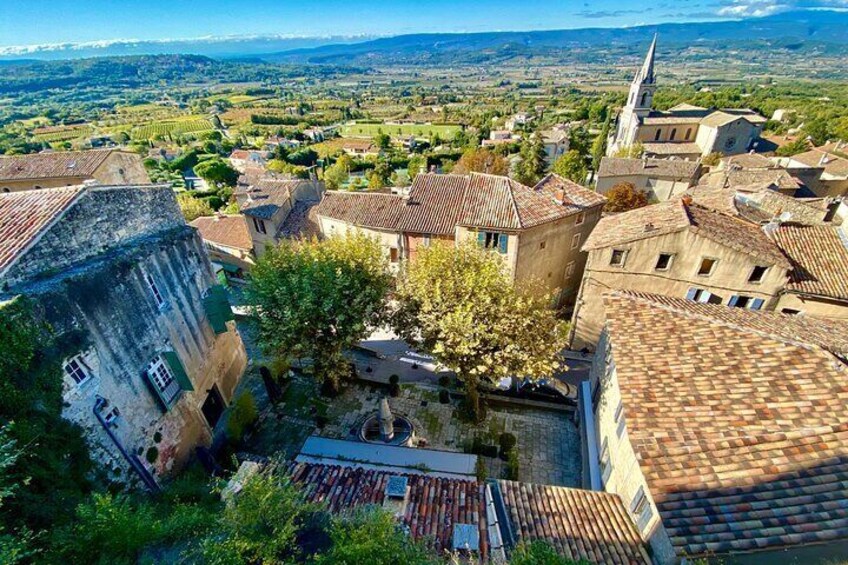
[638,34,657,85]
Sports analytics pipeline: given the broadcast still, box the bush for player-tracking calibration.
[499,432,517,457]
[438,375,450,387]
[315,415,328,429]
[438,389,450,404]
[388,374,399,385]
[475,457,487,482]
[506,448,520,480]
[226,391,259,442]
[388,382,401,397]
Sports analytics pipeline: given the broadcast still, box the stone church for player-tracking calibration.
[608,36,767,160]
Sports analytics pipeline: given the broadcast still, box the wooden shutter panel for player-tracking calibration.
[728,295,739,307]
[203,285,235,334]
[751,298,765,310]
[161,350,193,392]
[477,231,486,247]
[498,233,508,254]
[685,288,698,301]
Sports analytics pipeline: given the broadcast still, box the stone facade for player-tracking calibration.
[1,184,247,484]
[0,150,149,193]
[571,224,788,350]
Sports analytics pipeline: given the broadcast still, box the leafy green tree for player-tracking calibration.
[513,134,547,186]
[604,182,649,213]
[552,150,588,185]
[408,154,427,177]
[393,244,567,420]
[323,159,350,190]
[177,192,214,221]
[374,131,391,151]
[612,142,644,158]
[246,234,391,388]
[775,138,810,157]
[268,159,310,179]
[367,157,391,191]
[313,508,438,565]
[590,117,611,173]
[453,147,509,176]
[194,158,239,188]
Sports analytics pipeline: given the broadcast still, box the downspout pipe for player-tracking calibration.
[93,395,160,493]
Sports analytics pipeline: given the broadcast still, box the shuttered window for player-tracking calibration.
[202,285,235,334]
[145,352,192,409]
[478,231,508,254]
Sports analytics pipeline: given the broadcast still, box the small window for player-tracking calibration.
[685,128,692,140]
[146,356,181,406]
[654,129,661,141]
[64,355,93,385]
[686,287,716,303]
[1,188,9,193]
[539,240,546,250]
[145,272,165,308]
[729,296,764,310]
[252,217,267,235]
[422,234,431,247]
[390,248,399,263]
[782,308,801,315]
[697,257,717,276]
[600,438,612,484]
[479,231,508,254]
[630,487,653,531]
[614,401,624,423]
[610,249,627,267]
[748,265,768,283]
[655,253,673,271]
[571,233,581,250]
[565,261,575,277]
[575,211,586,225]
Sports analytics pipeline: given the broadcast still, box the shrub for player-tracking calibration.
[499,432,517,457]
[315,415,328,429]
[438,375,450,387]
[226,391,259,442]
[438,389,450,404]
[506,449,520,480]
[388,374,399,385]
[475,457,488,482]
[388,382,401,397]
[145,446,159,464]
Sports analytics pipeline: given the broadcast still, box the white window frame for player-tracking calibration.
[565,261,575,277]
[571,233,581,250]
[600,437,612,484]
[697,257,718,277]
[146,355,181,405]
[64,355,93,385]
[610,249,627,267]
[575,211,586,225]
[655,252,674,271]
[631,487,653,532]
[145,272,166,308]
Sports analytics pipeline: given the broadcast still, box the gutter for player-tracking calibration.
[93,396,160,493]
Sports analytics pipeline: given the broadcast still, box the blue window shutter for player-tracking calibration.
[728,295,739,307]
[162,351,193,392]
[751,298,765,310]
[498,233,508,254]
[685,288,698,301]
[477,231,486,247]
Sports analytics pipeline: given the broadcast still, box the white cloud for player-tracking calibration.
[717,0,848,17]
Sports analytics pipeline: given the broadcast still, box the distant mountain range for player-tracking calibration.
[1,10,846,64]
[262,10,848,66]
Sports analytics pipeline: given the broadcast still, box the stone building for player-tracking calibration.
[596,156,700,201]
[236,177,324,256]
[0,149,149,192]
[189,213,255,284]
[607,36,766,159]
[571,195,792,349]
[314,172,606,306]
[0,184,247,485]
[586,292,848,563]
[776,141,848,197]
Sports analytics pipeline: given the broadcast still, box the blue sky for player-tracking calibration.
[0,0,844,48]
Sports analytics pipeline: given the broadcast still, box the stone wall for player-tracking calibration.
[92,151,150,185]
[4,184,247,482]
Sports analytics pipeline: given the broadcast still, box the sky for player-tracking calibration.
[0,0,845,49]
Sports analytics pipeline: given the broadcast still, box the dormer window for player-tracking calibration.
[697,257,717,276]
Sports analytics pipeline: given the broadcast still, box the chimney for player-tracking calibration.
[819,153,830,166]
[681,195,693,206]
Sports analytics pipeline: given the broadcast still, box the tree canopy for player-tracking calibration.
[513,134,547,186]
[452,147,509,176]
[194,158,239,188]
[552,150,588,185]
[604,182,649,213]
[246,234,392,388]
[393,243,567,419]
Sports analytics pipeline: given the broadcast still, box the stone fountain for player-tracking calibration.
[359,397,415,446]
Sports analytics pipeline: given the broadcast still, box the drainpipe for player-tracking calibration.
[93,396,160,493]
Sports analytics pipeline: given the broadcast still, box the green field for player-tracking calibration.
[131,117,216,140]
[31,125,93,142]
[340,122,462,139]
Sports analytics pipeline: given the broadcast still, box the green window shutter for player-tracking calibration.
[477,231,486,247]
[162,350,194,392]
[203,284,235,334]
[498,233,509,254]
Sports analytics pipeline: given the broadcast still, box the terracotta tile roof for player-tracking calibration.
[277,200,321,240]
[286,462,489,558]
[0,186,85,274]
[239,179,305,219]
[342,139,377,152]
[690,185,831,227]
[700,167,801,192]
[641,142,702,156]
[315,191,406,231]
[598,157,700,180]
[0,150,115,181]
[602,292,848,558]
[497,480,651,564]
[790,148,848,177]
[398,173,601,235]
[721,153,774,169]
[584,198,790,267]
[772,225,848,301]
[189,214,252,251]
[398,173,469,235]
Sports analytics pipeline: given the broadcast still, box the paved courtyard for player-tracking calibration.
[246,375,582,487]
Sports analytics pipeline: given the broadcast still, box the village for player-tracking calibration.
[1,32,848,565]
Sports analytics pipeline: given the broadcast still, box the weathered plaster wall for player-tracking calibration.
[775,293,848,320]
[92,152,150,185]
[571,229,787,349]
